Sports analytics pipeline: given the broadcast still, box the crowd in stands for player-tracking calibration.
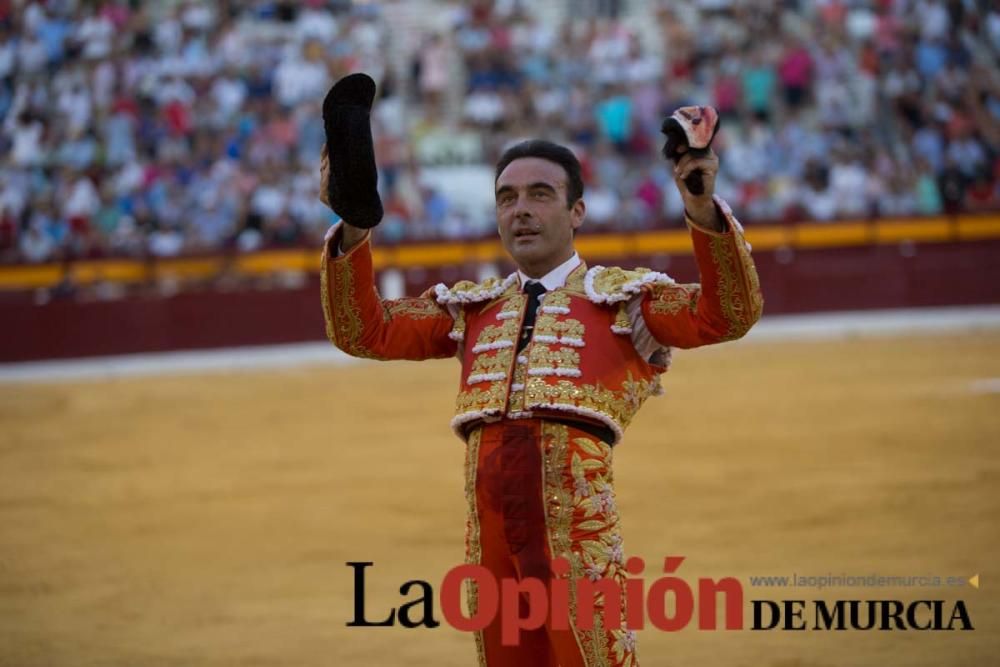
[0,0,998,266]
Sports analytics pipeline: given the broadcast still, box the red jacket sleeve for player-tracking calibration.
[641,197,763,348]
[320,224,458,361]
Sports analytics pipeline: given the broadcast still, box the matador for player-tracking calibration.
[320,73,763,666]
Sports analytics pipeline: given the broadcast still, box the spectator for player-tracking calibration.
[0,0,996,272]
[742,48,776,121]
[416,34,450,112]
[778,36,813,112]
[584,174,621,226]
[20,219,55,263]
[594,84,633,150]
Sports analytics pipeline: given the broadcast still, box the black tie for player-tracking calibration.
[518,281,547,353]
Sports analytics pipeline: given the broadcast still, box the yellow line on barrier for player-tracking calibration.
[236,250,313,274]
[374,240,504,270]
[957,217,1000,240]
[1,214,997,290]
[153,258,225,278]
[471,240,503,262]
[575,234,632,258]
[794,223,871,247]
[69,260,147,284]
[387,243,469,267]
[0,265,64,289]
[631,230,693,254]
[875,218,953,243]
[743,226,793,250]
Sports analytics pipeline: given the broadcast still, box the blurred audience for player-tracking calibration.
[0,0,997,268]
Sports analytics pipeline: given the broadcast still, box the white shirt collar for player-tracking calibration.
[518,252,581,292]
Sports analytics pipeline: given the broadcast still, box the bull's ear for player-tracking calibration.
[660,116,687,161]
[661,106,720,160]
[660,106,721,197]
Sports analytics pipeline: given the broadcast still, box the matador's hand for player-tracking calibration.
[662,105,723,230]
[673,149,722,230]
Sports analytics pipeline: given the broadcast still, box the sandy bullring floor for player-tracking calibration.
[1,331,998,666]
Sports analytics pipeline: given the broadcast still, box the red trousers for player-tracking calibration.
[463,419,638,667]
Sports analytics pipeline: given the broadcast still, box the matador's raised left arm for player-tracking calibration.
[639,196,763,348]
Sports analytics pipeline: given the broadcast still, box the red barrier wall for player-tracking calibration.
[2,239,999,363]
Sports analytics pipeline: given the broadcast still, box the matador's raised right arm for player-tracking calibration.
[321,223,458,361]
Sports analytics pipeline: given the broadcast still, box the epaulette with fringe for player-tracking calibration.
[433,273,519,305]
[583,266,676,305]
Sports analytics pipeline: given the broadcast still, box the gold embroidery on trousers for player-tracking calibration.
[463,428,487,666]
[542,423,637,666]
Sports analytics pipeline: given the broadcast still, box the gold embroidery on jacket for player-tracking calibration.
[565,263,588,292]
[385,297,449,319]
[495,296,524,319]
[480,289,524,315]
[455,382,508,414]
[737,236,764,322]
[442,276,509,303]
[540,290,572,310]
[451,307,467,340]
[535,314,586,340]
[474,318,521,347]
[525,372,655,431]
[320,254,335,341]
[613,302,630,332]
[708,234,758,341]
[328,257,387,360]
[530,345,581,371]
[469,348,513,377]
[591,267,635,297]
[590,266,654,299]
[648,283,701,316]
[457,297,518,413]
[507,353,529,413]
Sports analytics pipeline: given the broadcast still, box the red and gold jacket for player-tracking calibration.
[321,197,762,445]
